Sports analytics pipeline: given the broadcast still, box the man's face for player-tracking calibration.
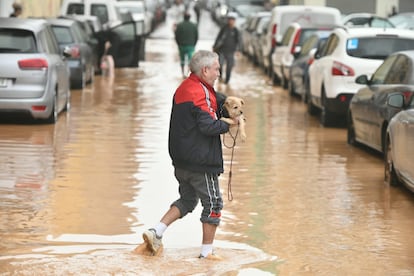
[202,58,220,86]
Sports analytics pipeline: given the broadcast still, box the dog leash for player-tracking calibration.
[223,124,239,201]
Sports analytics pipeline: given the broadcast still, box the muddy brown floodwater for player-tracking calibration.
[1,9,414,276]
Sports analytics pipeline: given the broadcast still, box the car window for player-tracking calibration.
[322,33,338,56]
[72,22,89,42]
[67,3,84,15]
[281,26,294,46]
[385,55,410,84]
[110,22,135,41]
[346,37,414,60]
[51,26,75,44]
[298,29,330,46]
[299,35,318,56]
[0,29,36,53]
[91,4,109,25]
[370,54,398,85]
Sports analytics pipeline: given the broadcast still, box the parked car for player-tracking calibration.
[385,97,414,192]
[388,12,414,30]
[289,32,330,100]
[342,13,395,28]
[114,0,153,36]
[0,18,71,124]
[48,18,96,89]
[347,50,414,154]
[251,12,271,68]
[271,22,333,88]
[262,5,342,77]
[59,14,104,73]
[241,11,270,62]
[307,27,414,126]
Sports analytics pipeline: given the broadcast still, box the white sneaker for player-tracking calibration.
[142,228,162,255]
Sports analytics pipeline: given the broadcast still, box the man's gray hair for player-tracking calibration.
[189,50,218,75]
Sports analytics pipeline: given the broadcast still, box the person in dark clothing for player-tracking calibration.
[141,50,238,260]
[213,12,240,84]
[9,2,22,17]
[175,12,198,78]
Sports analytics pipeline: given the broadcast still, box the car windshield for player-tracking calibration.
[51,26,74,44]
[0,29,37,53]
[346,37,414,59]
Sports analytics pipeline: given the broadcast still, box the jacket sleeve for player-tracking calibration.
[194,106,229,136]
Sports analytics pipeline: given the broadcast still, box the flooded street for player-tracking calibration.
[1,9,414,276]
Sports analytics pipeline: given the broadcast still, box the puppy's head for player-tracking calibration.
[224,96,244,118]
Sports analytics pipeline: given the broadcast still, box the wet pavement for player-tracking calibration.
[1,9,414,276]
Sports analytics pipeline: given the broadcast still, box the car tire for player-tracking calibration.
[73,70,85,89]
[320,88,335,127]
[347,112,358,146]
[63,89,71,112]
[384,136,399,186]
[307,93,318,115]
[288,79,295,96]
[45,92,58,124]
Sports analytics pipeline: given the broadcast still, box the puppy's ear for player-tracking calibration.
[240,99,245,105]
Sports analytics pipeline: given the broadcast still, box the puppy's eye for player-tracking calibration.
[233,106,238,110]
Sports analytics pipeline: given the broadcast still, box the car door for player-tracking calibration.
[369,55,410,148]
[106,21,138,67]
[352,54,398,147]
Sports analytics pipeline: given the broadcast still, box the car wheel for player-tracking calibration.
[347,112,357,146]
[45,92,58,124]
[307,92,318,115]
[281,76,288,89]
[73,70,85,89]
[63,89,71,112]
[320,88,335,127]
[384,136,399,186]
[288,79,295,96]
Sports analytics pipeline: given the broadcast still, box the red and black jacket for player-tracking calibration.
[168,73,229,174]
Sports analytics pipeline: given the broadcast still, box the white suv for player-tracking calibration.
[307,27,414,126]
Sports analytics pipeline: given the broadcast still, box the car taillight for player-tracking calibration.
[71,46,81,58]
[18,58,48,70]
[271,24,277,48]
[290,30,301,54]
[331,61,354,76]
[402,91,413,104]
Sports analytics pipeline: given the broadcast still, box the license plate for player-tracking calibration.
[0,78,9,88]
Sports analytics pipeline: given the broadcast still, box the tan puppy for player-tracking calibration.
[220,96,247,142]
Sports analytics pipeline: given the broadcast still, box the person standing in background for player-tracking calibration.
[175,12,198,78]
[9,2,22,17]
[212,12,240,84]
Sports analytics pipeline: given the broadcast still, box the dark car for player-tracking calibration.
[288,32,329,100]
[385,97,414,192]
[347,50,414,154]
[48,18,95,89]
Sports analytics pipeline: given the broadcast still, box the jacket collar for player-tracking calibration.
[189,73,215,92]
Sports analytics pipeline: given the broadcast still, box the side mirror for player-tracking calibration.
[387,94,404,109]
[62,46,72,58]
[355,75,369,85]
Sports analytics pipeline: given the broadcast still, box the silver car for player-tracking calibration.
[385,95,414,192]
[0,18,71,124]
